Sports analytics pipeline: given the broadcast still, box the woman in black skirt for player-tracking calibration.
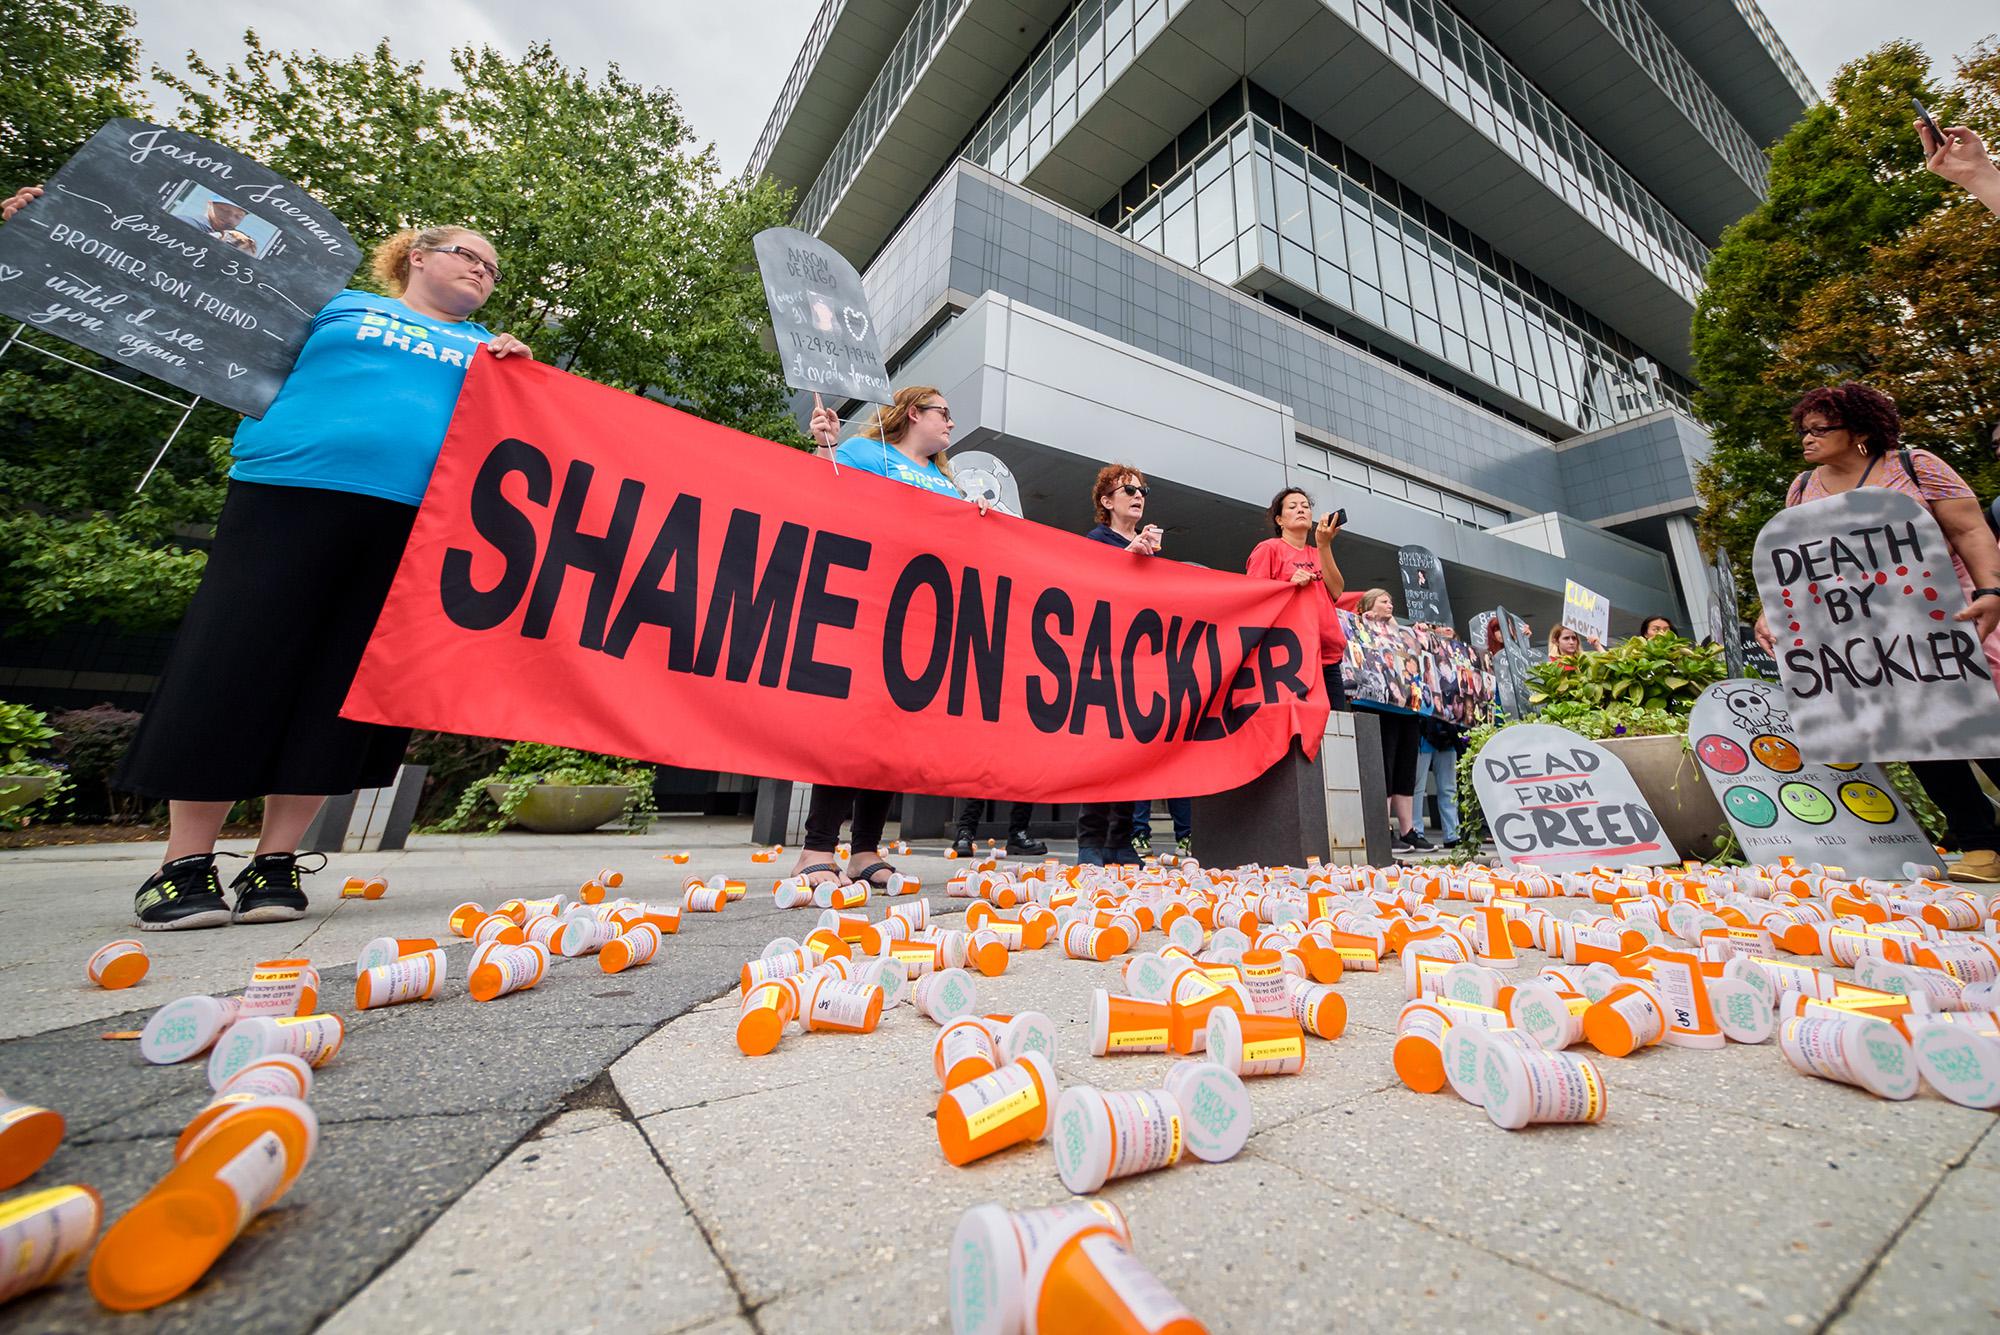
[109,222,535,928]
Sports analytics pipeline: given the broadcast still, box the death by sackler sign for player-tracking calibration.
[1753,487,2000,762]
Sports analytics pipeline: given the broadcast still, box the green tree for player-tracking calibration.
[1,28,804,634]
[1693,41,2000,595]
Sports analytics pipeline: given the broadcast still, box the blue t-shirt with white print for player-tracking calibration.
[230,290,493,505]
[833,435,960,497]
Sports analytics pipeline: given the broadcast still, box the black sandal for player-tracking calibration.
[795,862,844,886]
[846,860,897,888]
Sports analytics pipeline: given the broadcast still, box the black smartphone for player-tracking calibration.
[1331,508,1347,528]
[1913,97,1949,151]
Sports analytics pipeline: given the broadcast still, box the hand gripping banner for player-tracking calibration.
[343,355,1329,802]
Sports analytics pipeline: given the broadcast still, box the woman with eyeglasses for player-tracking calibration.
[104,223,533,930]
[797,385,984,888]
[1073,464,1169,863]
[1752,381,2000,883]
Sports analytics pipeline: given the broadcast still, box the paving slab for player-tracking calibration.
[319,1109,743,1335]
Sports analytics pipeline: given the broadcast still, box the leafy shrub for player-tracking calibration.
[1526,633,1726,716]
[405,731,510,828]
[50,704,149,823]
[433,742,656,833]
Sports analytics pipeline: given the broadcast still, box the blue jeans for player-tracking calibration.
[1132,798,1192,842]
[1416,744,1460,843]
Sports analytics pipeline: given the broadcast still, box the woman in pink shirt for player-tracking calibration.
[1753,382,2000,882]
[1246,488,1352,706]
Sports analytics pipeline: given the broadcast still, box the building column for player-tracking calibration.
[1663,514,1710,636]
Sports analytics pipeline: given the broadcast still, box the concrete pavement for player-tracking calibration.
[1,824,1996,1333]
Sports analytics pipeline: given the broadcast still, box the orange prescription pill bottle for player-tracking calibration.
[737,982,796,1056]
[1236,948,1290,1015]
[356,936,441,973]
[993,1010,1059,1066]
[206,1014,345,1090]
[0,1090,65,1190]
[1393,999,1452,1093]
[140,995,243,1066]
[0,1183,102,1304]
[90,1096,317,1312]
[949,1199,1131,1335]
[936,1052,1057,1166]
[1165,967,1242,1055]
[1284,978,1347,1040]
[1203,1009,1306,1077]
[1089,991,1171,1056]
[1161,1061,1252,1163]
[1026,1230,1209,1335]
[935,1017,1001,1091]
[447,901,486,937]
[175,1055,314,1159]
[1480,1044,1609,1130]
[86,939,149,990]
[805,976,885,1034]
[355,949,448,1010]
[340,876,388,900]
[1583,982,1666,1058]
[1051,1086,1182,1194]
[916,968,981,1025]
[469,942,549,1003]
[1779,1015,1918,1100]
[968,929,1010,977]
[239,958,318,1018]
[601,922,662,974]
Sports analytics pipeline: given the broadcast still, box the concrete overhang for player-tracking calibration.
[1018,0,1703,375]
[749,0,924,190]
[1445,0,1766,242]
[893,289,1679,633]
[811,0,1074,267]
[1634,0,1814,145]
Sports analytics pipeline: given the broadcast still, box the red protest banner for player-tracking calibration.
[342,354,1328,802]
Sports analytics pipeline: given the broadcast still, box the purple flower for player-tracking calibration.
[1613,725,1627,735]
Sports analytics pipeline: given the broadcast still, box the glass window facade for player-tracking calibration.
[796,0,973,236]
[1106,103,1693,433]
[1578,0,1767,193]
[747,0,851,181]
[958,0,1713,306]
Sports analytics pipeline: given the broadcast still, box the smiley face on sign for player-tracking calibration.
[1838,781,1897,824]
[1778,781,1836,824]
[1696,735,1749,775]
[1751,735,1802,773]
[1724,785,1779,829]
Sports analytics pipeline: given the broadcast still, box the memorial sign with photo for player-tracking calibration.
[1471,607,1534,718]
[1752,487,2000,762]
[753,226,891,404]
[1473,723,1679,871]
[0,119,358,416]
[1562,578,1610,646]
[1397,545,1452,625]
[1689,679,1935,878]
[1708,547,1746,678]
[1336,612,1492,725]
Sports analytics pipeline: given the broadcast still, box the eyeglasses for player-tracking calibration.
[1800,423,1846,438]
[1118,484,1150,497]
[423,244,501,283]
[913,404,953,423]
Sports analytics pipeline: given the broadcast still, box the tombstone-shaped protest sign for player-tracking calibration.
[753,226,890,404]
[1471,607,1534,718]
[950,449,1022,516]
[1473,723,1679,871]
[1753,488,2000,762]
[1562,579,1609,646]
[1689,679,1935,878]
[0,120,357,417]
[1396,545,1452,626]
[1709,547,1746,678]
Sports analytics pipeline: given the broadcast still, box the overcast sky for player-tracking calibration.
[124,0,1998,175]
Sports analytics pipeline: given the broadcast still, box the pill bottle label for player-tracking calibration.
[0,1184,99,1304]
[1243,1037,1302,1063]
[812,982,878,1029]
[1104,1090,1182,1178]
[213,1129,288,1234]
[1080,1234,1195,1333]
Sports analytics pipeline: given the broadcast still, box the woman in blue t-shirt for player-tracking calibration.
[790,385,974,888]
[112,224,535,930]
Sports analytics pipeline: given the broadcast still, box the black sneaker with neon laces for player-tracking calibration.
[229,851,320,923]
[134,854,232,931]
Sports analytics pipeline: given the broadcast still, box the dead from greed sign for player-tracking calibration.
[1472,723,1678,871]
[1752,487,2000,762]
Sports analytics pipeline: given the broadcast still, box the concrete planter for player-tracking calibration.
[1597,733,1725,860]
[485,782,635,834]
[0,773,54,814]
